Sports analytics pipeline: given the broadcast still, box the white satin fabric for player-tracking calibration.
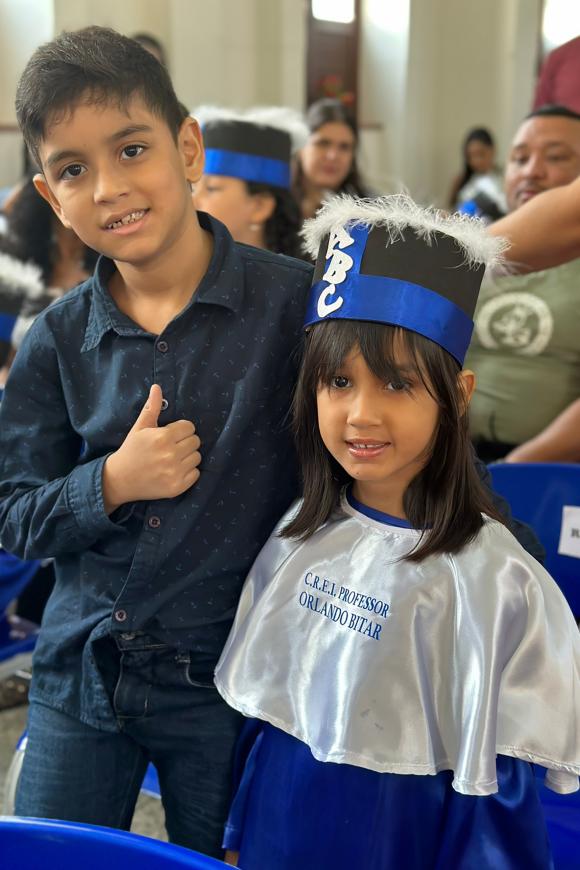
[215,494,580,796]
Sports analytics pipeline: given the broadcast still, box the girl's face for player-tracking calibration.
[193,174,272,246]
[316,345,440,518]
[465,140,494,175]
[300,122,356,191]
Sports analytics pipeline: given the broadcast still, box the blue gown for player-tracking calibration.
[225,721,553,869]
[217,492,580,868]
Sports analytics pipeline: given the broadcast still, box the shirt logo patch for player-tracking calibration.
[475,291,554,356]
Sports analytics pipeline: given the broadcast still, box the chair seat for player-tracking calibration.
[0,817,227,868]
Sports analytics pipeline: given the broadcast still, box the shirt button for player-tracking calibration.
[148,515,161,529]
[157,340,168,353]
[160,398,169,411]
[114,609,128,623]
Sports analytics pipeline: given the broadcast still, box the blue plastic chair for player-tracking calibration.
[0,550,40,681]
[0,817,227,868]
[488,462,580,615]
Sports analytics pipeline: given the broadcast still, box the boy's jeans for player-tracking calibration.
[15,632,242,858]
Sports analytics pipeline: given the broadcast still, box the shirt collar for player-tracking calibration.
[81,211,244,353]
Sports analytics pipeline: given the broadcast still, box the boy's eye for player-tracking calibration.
[60,163,85,180]
[121,144,145,160]
[331,375,350,389]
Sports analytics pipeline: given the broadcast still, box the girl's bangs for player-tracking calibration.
[309,321,429,391]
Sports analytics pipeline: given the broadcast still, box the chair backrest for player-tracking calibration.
[488,462,580,615]
[0,817,227,869]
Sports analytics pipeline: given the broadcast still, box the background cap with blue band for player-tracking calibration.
[197,115,293,190]
[302,195,508,365]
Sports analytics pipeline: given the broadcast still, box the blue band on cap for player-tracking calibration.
[0,312,16,341]
[204,148,290,189]
[304,223,474,364]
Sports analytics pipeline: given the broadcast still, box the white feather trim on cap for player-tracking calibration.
[192,104,308,153]
[0,252,44,299]
[301,194,509,273]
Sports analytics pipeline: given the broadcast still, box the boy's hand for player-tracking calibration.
[102,384,201,513]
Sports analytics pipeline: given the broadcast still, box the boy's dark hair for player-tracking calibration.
[16,26,183,166]
[283,320,504,561]
[526,103,580,122]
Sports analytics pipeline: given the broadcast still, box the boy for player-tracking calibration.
[0,27,312,857]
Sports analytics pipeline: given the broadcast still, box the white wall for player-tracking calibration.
[358,0,542,206]
[0,0,541,202]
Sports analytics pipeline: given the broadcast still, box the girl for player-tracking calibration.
[447,127,506,221]
[193,107,305,259]
[215,195,580,869]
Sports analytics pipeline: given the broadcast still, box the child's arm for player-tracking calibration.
[0,329,200,560]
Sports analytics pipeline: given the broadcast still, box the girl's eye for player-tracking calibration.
[386,380,410,393]
[331,375,350,389]
[60,163,85,180]
[121,144,145,160]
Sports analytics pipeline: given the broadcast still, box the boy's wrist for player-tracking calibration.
[102,452,126,514]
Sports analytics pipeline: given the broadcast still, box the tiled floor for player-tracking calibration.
[0,701,167,841]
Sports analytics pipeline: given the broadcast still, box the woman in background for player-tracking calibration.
[447,127,505,220]
[293,98,372,220]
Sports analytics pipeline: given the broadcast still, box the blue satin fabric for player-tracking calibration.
[203,149,290,188]
[304,223,474,364]
[226,723,553,870]
[0,311,17,341]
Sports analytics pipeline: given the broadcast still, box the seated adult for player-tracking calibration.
[467,105,580,462]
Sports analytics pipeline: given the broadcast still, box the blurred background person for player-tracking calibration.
[447,127,506,221]
[193,107,305,259]
[1,175,98,363]
[533,34,580,114]
[131,32,168,67]
[467,105,580,463]
[292,98,372,220]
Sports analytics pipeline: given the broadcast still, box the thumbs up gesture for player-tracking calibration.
[102,385,202,514]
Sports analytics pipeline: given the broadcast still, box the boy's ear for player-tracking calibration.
[179,116,205,185]
[33,173,73,229]
[458,368,476,413]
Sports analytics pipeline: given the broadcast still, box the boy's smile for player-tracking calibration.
[34,96,204,271]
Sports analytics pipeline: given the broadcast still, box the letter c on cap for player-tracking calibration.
[317,285,344,318]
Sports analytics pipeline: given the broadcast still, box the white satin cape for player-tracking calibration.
[215,494,580,796]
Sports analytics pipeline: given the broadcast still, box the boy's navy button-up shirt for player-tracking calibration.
[0,214,313,731]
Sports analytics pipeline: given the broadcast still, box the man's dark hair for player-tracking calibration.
[283,320,504,561]
[526,103,580,122]
[15,26,183,166]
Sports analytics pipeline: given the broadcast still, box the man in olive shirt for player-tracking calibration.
[468,105,580,462]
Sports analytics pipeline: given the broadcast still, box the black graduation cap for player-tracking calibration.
[302,195,506,364]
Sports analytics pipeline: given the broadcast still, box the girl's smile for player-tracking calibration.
[317,345,440,518]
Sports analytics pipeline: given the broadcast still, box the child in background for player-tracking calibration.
[216,196,580,869]
[193,106,305,259]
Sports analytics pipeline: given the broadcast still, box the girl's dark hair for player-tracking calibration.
[15,26,183,166]
[283,320,504,561]
[450,127,495,207]
[0,177,98,283]
[293,98,370,201]
[246,181,304,259]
